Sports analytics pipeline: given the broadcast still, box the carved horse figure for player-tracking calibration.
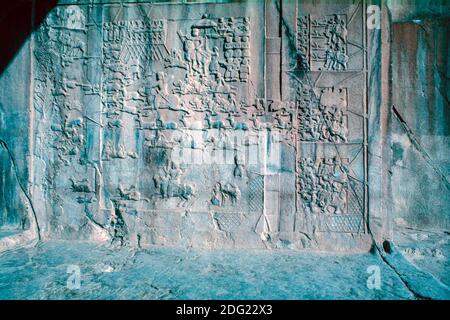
[172,183,196,207]
[153,174,196,207]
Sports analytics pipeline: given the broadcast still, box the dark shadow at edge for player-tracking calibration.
[0,0,58,75]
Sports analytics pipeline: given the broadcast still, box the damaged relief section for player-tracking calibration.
[4,0,385,251]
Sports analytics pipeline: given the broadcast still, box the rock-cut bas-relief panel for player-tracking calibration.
[31,1,374,250]
[279,0,371,250]
[100,4,267,248]
[32,5,103,240]
[32,2,273,248]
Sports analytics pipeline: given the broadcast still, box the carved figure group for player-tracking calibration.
[298,157,348,216]
[153,161,195,207]
[296,14,349,71]
[323,14,348,70]
[211,182,241,207]
[298,86,347,143]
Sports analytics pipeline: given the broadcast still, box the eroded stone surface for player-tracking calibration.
[21,1,378,251]
[390,20,450,231]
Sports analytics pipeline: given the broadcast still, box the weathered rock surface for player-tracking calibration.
[0,0,384,251]
[0,1,447,256]
[0,0,448,301]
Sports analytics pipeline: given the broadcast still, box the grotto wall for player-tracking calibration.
[389,7,449,231]
[0,2,35,237]
[1,0,387,251]
[6,0,436,252]
[0,41,32,232]
[0,2,61,250]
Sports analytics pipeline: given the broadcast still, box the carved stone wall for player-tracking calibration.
[0,0,37,234]
[23,0,383,250]
[280,1,379,250]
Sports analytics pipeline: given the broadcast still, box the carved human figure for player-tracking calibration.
[230,59,239,81]
[239,57,250,82]
[324,48,336,70]
[204,112,212,129]
[211,182,223,206]
[211,182,240,206]
[217,18,227,36]
[157,162,176,194]
[154,172,170,199]
[227,17,235,34]
[103,141,113,160]
[178,28,204,75]
[331,156,348,184]
[178,110,189,128]
[197,43,211,76]
[328,106,347,141]
[335,18,348,47]
[242,39,250,59]
[221,57,234,82]
[329,181,347,214]
[249,113,261,130]
[227,93,238,113]
[335,48,348,71]
[148,72,169,109]
[154,72,168,96]
[326,15,345,47]
[110,204,128,246]
[318,158,333,180]
[208,46,220,76]
[212,73,235,95]
[242,17,250,35]
[226,112,235,129]
[233,154,245,177]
